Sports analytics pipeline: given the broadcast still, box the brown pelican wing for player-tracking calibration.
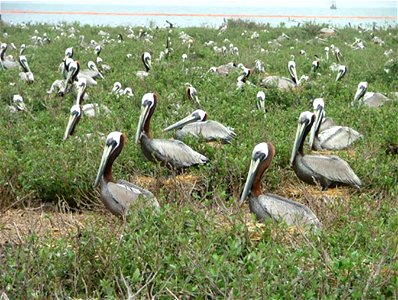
[317,126,362,150]
[103,181,158,215]
[251,194,320,228]
[146,138,209,168]
[178,121,236,143]
[319,117,336,132]
[302,155,361,188]
[364,92,390,107]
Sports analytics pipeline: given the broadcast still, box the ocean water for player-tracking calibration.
[1,2,397,28]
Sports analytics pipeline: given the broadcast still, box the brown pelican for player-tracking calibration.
[0,43,18,70]
[18,55,34,83]
[311,55,320,72]
[59,59,80,95]
[256,91,266,113]
[135,93,209,169]
[136,52,151,80]
[94,131,160,217]
[80,61,103,79]
[209,62,237,76]
[260,60,298,90]
[291,111,361,189]
[163,109,236,143]
[335,65,347,81]
[352,82,391,107]
[63,104,82,140]
[8,95,26,113]
[96,57,111,73]
[185,83,200,105]
[309,98,362,150]
[239,142,320,228]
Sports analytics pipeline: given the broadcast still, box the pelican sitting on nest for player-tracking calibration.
[18,55,34,83]
[164,109,236,143]
[309,98,362,150]
[291,111,361,189]
[0,43,19,70]
[80,61,104,79]
[260,61,299,90]
[135,93,209,169]
[240,142,320,228]
[94,131,160,217]
[136,52,151,80]
[352,81,391,107]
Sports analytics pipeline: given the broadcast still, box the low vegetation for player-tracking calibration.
[0,19,397,298]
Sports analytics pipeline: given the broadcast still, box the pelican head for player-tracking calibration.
[63,60,80,88]
[256,91,266,112]
[239,142,272,206]
[65,47,73,58]
[336,65,347,81]
[13,95,26,111]
[164,109,207,132]
[94,131,125,187]
[353,81,368,103]
[142,52,152,72]
[88,61,103,78]
[290,111,314,165]
[111,81,122,94]
[308,98,325,148]
[63,104,82,141]
[135,92,157,144]
[95,45,102,56]
[288,60,298,85]
[20,44,26,55]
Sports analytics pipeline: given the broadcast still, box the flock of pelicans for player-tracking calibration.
[1,22,397,230]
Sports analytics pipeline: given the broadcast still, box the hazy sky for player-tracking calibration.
[4,0,397,7]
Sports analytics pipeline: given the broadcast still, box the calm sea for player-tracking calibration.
[1,2,397,28]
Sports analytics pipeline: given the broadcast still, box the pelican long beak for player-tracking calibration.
[289,64,298,85]
[290,122,306,166]
[63,110,81,141]
[309,107,323,149]
[19,57,31,73]
[94,144,113,187]
[239,158,261,206]
[163,114,198,132]
[135,103,151,144]
[336,68,345,81]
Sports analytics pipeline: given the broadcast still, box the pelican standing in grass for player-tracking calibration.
[94,131,160,217]
[135,93,209,169]
[18,55,34,83]
[163,109,236,143]
[240,142,320,228]
[309,98,362,150]
[291,111,361,189]
[136,52,151,80]
[352,81,391,107]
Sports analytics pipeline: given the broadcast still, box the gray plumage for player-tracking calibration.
[260,76,296,90]
[175,120,235,143]
[312,126,362,150]
[249,193,320,228]
[360,92,391,108]
[140,134,209,169]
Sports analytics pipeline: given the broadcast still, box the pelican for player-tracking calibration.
[209,62,237,76]
[0,43,18,70]
[80,61,104,79]
[260,61,298,90]
[239,142,320,228]
[8,95,26,113]
[352,82,391,107]
[135,93,209,169]
[96,57,111,72]
[59,59,80,95]
[163,109,236,144]
[335,65,347,81]
[75,78,110,116]
[256,91,266,113]
[290,111,361,189]
[185,83,200,105]
[309,98,362,150]
[18,55,34,83]
[311,55,320,72]
[94,131,160,217]
[63,104,82,140]
[136,52,151,79]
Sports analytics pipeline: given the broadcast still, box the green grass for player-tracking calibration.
[0,19,397,298]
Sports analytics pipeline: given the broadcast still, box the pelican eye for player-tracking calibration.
[253,151,266,161]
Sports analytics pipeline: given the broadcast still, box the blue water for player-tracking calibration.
[1,2,397,28]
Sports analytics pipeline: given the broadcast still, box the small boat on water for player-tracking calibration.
[330,1,337,9]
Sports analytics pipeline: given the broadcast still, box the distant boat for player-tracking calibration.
[330,1,337,9]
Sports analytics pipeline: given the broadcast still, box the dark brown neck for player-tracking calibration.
[143,101,156,138]
[103,134,125,183]
[252,143,275,197]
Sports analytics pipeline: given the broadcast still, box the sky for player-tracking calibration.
[3,0,397,7]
